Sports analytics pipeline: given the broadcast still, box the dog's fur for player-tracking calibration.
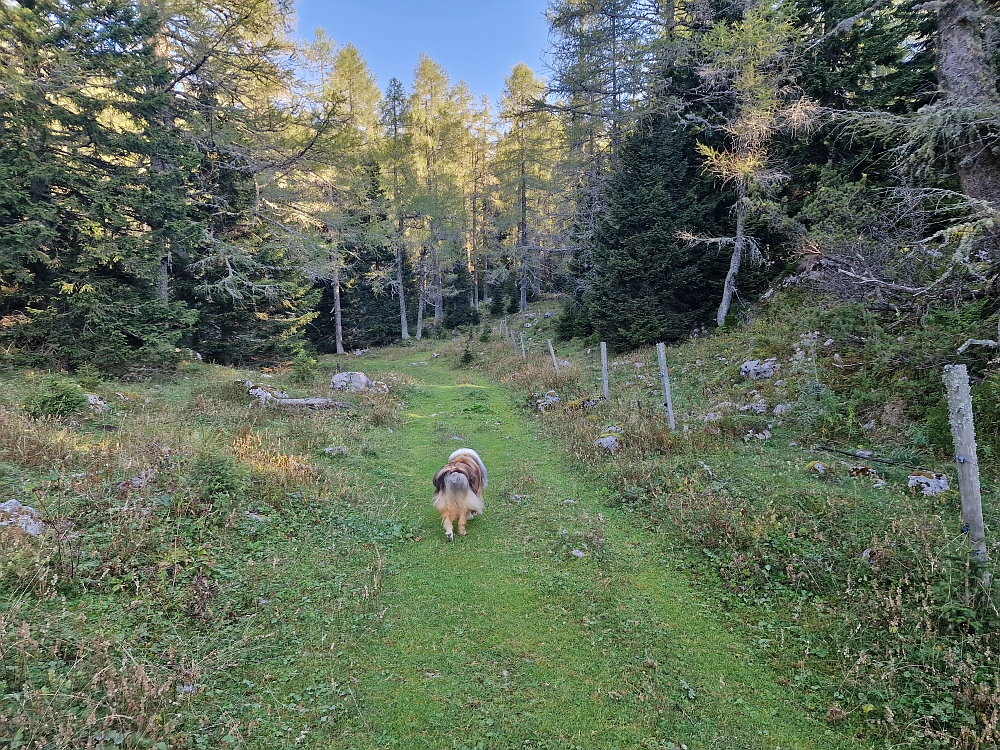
[432,448,487,541]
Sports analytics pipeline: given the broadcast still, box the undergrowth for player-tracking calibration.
[0,363,411,748]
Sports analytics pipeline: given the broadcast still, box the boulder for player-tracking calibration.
[86,394,108,413]
[330,372,373,392]
[595,434,621,453]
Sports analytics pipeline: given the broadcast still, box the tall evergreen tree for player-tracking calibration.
[0,0,198,371]
[584,114,731,351]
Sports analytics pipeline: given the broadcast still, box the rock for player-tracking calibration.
[595,434,621,452]
[86,393,108,413]
[740,359,781,380]
[0,499,45,536]
[535,391,561,412]
[773,403,793,416]
[324,446,348,456]
[602,426,623,434]
[330,372,373,391]
[908,472,949,496]
[118,468,156,492]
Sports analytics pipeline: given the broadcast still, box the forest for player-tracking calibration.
[1,0,998,368]
[3,0,1000,748]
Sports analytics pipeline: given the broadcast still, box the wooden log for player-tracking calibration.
[520,333,526,360]
[271,398,350,409]
[600,342,609,400]
[656,343,676,431]
[547,339,560,375]
[237,380,349,410]
[943,364,990,585]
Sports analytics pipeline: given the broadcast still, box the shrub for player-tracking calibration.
[23,376,88,418]
[290,352,320,384]
[187,451,245,512]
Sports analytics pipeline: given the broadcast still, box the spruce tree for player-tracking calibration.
[443,262,481,328]
[0,0,199,371]
[585,114,730,352]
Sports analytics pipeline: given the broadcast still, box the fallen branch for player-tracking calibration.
[235,380,350,410]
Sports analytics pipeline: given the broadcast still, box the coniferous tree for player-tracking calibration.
[0,0,199,371]
[585,114,731,351]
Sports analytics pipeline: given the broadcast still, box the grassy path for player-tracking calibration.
[315,346,864,750]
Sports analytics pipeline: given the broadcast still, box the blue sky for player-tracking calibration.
[292,1,552,106]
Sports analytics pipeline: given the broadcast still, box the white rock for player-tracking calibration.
[0,500,45,536]
[595,434,621,452]
[330,372,373,391]
[740,359,781,380]
[908,473,949,496]
[86,394,108,413]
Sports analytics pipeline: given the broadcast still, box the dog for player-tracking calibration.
[432,448,487,541]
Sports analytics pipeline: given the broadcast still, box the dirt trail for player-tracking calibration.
[332,350,864,750]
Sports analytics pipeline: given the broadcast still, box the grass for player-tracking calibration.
[471,300,1000,749]
[0,342,869,749]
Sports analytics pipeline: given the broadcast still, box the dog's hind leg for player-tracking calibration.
[457,515,467,536]
[442,515,455,542]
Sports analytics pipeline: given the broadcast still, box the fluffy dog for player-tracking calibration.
[432,448,487,541]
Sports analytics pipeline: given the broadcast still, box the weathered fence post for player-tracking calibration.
[600,342,609,400]
[547,339,560,375]
[943,364,991,586]
[656,343,676,431]
[520,333,526,360]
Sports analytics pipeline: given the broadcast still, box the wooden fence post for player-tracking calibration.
[656,343,676,431]
[600,342,609,400]
[520,333,526,360]
[943,364,991,586]
[547,339,560,375]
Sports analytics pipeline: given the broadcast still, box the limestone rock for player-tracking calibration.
[740,359,780,380]
[0,499,45,536]
[330,372,373,392]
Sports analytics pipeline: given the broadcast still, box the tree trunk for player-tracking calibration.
[937,0,1000,206]
[717,184,746,326]
[519,158,529,312]
[332,266,344,355]
[156,258,169,301]
[433,249,443,322]
[396,242,409,340]
[416,247,427,340]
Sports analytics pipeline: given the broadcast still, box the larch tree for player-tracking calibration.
[380,76,415,339]
[496,63,563,311]
[692,0,815,327]
[407,55,471,336]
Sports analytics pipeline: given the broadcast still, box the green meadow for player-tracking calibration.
[0,333,875,749]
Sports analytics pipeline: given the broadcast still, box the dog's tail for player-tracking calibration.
[443,471,470,493]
